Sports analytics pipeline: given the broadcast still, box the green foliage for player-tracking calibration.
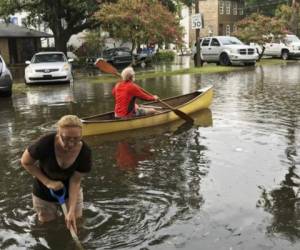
[233,13,286,44]
[95,0,184,52]
[0,0,102,52]
[276,3,300,35]
[152,50,175,62]
[83,29,106,57]
[245,0,291,16]
[159,0,195,12]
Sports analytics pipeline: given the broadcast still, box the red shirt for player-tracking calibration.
[112,80,155,117]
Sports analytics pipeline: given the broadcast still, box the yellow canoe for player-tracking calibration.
[81,86,213,136]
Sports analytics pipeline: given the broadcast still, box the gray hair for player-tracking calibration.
[56,115,83,129]
[121,66,135,81]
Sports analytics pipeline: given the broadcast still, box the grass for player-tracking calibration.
[86,58,291,84]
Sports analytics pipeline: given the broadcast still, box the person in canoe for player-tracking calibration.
[20,115,92,234]
[112,66,159,118]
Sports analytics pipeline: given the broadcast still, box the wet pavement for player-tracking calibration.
[0,59,300,249]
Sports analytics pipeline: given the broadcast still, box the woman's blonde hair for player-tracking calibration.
[121,66,135,81]
[56,115,83,129]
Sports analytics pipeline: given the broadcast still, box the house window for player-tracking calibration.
[233,2,237,15]
[219,1,224,15]
[239,7,244,15]
[233,24,237,33]
[226,24,231,36]
[225,1,231,15]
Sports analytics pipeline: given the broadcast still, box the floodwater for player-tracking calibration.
[1,60,300,250]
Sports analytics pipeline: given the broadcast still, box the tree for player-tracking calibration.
[0,0,103,53]
[95,0,184,57]
[83,28,107,58]
[233,13,286,60]
[245,0,291,16]
[289,0,300,34]
[159,0,195,12]
[276,1,300,36]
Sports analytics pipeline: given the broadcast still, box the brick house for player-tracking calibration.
[0,23,52,64]
[190,0,245,44]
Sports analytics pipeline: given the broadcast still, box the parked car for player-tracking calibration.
[264,34,300,60]
[101,47,150,68]
[194,36,258,66]
[0,55,13,97]
[24,51,73,85]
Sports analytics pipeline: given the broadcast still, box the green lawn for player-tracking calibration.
[86,58,291,84]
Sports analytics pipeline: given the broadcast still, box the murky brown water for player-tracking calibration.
[1,60,300,249]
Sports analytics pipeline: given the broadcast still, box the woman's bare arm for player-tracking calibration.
[20,149,64,190]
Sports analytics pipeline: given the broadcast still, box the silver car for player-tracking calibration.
[0,55,13,97]
[25,51,73,85]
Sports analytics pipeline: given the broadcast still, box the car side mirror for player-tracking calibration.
[68,58,74,62]
[25,60,31,65]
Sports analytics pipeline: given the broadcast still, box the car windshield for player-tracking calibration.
[32,53,66,63]
[218,37,243,45]
[284,35,300,44]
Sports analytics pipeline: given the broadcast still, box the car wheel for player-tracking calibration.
[281,50,289,60]
[219,53,231,66]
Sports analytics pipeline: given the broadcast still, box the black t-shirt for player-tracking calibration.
[28,132,92,202]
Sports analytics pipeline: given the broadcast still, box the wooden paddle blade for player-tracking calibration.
[157,99,194,124]
[94,59,120,77]
[173,109,194,124]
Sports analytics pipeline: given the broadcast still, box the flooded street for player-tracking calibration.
[1,61,300,249]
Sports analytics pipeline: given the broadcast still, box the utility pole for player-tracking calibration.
[194,0,202,67]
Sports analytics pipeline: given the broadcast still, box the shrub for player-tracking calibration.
[152,50,175,63]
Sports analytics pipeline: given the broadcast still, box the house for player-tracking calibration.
[190,0,245,43]
[0,22,52,64]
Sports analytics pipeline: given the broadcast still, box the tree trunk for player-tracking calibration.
[257,46,265,62]
[131,39,136,65]
[55,35,69,54]
[194,0,202,67]
[290,0,300,35]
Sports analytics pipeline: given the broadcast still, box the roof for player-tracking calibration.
[34,51,64,55]
[0,23,52,38]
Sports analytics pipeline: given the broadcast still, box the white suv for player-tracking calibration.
[194,36,258,66]
[264,34,300,60]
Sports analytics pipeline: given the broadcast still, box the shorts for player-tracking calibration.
[114,107,147,119]
[135,107,147,116]
[32,188,84,220]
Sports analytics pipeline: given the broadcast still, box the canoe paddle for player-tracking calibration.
[94,59,194,124]
[50,187,84,250]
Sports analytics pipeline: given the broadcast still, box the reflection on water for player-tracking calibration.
[1,61,300,249]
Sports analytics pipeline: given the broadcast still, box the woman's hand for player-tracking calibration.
[65,209,77,234]
[46,180,64,191]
